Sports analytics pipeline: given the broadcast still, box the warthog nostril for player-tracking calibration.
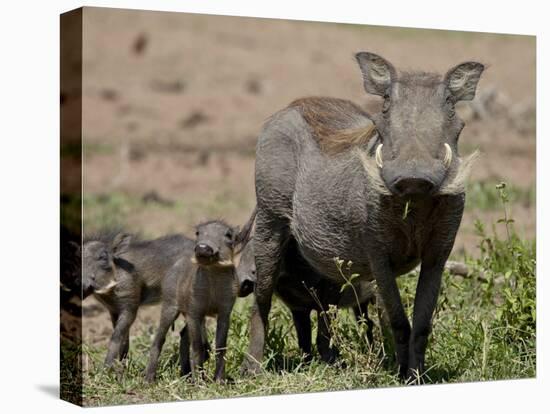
[392,177,435,197]
[195,243,215,258]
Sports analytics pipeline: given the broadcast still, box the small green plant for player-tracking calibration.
[471,181,535,357]
[465,180,535,211]
[334,258,361,307]
[333,258,391,361]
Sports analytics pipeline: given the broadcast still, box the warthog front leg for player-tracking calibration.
[370,257,411,379]
[406,197,463,382]
[243,294,273,374]
[408,260,445,382]
[241,215,285,375]
[109,311,129,360]
[179,325,191,377]
[104,308,138,368]
[214,311,231,381]
[180,323,210,377]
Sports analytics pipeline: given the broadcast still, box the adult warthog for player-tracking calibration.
[242,52,483,381]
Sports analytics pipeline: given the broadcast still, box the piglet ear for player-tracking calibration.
[444,61,485,102]
[234,206,257,254]
[112,233,132,257]
[355,52,396,97]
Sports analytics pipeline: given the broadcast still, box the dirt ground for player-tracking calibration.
[79,8,535,345]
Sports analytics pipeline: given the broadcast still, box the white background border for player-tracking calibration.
[0,0,546,412]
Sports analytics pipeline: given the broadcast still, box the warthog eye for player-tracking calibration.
[98,252,111,271]
[97,251,108,262]
[382,94,390,113]
[225,230,233,240]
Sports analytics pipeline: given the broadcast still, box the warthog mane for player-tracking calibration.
[289,96,377,155]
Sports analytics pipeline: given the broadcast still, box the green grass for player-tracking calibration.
[79,183,535,406]
[61,193,82,236]
[83,192,146,230]
[83,192,184,233]
[83,141,115,157]
[83,189,254,237]
[465,180,535,211]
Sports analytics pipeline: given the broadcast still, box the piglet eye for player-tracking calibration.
[382,95,390,113]
[98,251,111,270]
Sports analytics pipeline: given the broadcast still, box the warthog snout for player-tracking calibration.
[238,278,255,297]
[236,238,257,297]
[238,265,256,297]
[82,280,95,298]
[194,242,217,259]
[391,176,436,197]
[382,158,446,198]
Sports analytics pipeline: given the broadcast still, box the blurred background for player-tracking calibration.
[81,7,535,345]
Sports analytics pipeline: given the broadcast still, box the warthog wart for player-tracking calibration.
[242,52,483,381]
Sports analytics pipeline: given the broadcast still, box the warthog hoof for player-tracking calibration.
[240,358,262,376]
[319,346,340,365]
[144,370,156,384]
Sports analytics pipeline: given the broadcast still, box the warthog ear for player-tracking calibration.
[355,52,396,96]
[112,233,132,257]
[234,206,257,254]
[444,62,485,102]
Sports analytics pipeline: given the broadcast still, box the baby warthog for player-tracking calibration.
[145,211,255,383]
[237,238,377,364]
[244,52,483,381]
[83,231,193,368]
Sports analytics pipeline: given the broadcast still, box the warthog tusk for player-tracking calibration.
[95,279,118,295]
[375,144,383,168]
[443,143,453,168]
[191,256,235,268]
[216,259,235,267]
